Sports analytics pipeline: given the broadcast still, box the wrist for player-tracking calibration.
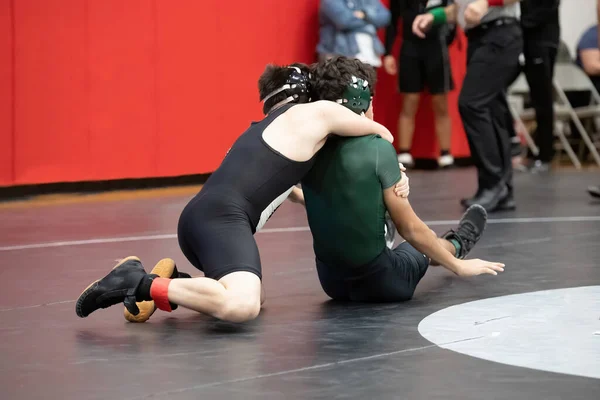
[487,0,504,6]
[429,7,447,26]
[445,258,462,275]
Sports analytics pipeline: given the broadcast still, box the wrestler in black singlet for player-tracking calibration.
[177,103,315,280]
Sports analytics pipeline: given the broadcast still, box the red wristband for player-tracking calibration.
[487,0,504,6]
[150,278,172,312]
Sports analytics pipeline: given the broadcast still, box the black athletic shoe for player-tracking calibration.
[588,185,600,199]
[76,256,148,318]
[528,160,550,174]
[442,205,488,259]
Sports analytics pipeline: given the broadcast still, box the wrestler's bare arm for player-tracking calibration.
[444,3,457,23]
[383,188,504,277]
[413,4,457,37]
[312,100,394,143]
[262,101,392,162]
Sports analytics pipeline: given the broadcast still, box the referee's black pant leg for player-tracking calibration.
[524,38,558,163]
[493,91,516,194]
[458,25,523,191]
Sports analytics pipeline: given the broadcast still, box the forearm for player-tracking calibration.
[580,50,600,76]
[487,0,520,5]
[400,220,460,274]
[385,194,460,273]
[334,117,389,139]
[384,0,402,55]
[321,0,367,30]
[430,4,457,25]
[384,19,399,55]
[320,101,392,141]
[363,5,391,27]
[445,4,458,23]
[584,61,600,77]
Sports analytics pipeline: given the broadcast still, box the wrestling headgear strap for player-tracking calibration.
[263,66,311,113]
[336,76,372,115]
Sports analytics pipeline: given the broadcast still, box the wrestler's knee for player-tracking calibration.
[217,271,262,322]
[219,295,261,322]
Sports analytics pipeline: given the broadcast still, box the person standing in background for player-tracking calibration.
[414,0,523,212]
[383,0,455,169]
[317,0,391,67]
[576,24,600,93]
[518,0,561,173]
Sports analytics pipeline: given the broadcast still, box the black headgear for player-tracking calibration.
[263,66,311,113]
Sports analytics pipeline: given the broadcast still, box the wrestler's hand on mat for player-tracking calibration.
[455,259,505,277]
[412,14,434,38]
[394,164,410,198]
[464,0,489,26]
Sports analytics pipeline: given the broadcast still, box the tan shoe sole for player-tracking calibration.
[123,258,176,323]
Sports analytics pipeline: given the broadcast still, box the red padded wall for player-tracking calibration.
[88,0,158,180]
[3,0,319,186]
[2,0,468,187]
[13,0,88,184]
[154,0,222,177]
[0,0,13,185]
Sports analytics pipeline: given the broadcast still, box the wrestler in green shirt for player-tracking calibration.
[300,56,503,302]
[302,134,401,268]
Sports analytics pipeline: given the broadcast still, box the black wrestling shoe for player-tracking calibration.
[495,193,517,211]
[76,256,148,318]
[442,205,488,259]
[465,184,509,213]
[460,190,480,208]
[124,258,191,323]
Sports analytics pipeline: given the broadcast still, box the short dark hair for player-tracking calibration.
[258,63,311,114]
[309,56,377,102]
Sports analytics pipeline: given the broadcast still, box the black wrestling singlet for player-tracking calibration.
[197,103,316,230]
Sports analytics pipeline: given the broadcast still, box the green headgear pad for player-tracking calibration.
[336,76,372,115]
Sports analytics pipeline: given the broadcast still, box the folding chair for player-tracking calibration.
[556,40,573,63]
[507,73,539,157]
[552,63,600,167]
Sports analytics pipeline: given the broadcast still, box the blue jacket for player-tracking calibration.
[317,0,391,58]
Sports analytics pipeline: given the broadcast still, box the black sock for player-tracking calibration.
[135,274,159,301]
[440,149,450,157]
[399,148,411,154]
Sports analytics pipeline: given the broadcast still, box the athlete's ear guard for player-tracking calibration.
[336,76,372,115]
[262,66,312,112]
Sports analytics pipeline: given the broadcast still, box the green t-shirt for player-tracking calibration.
[301,135,402,267]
